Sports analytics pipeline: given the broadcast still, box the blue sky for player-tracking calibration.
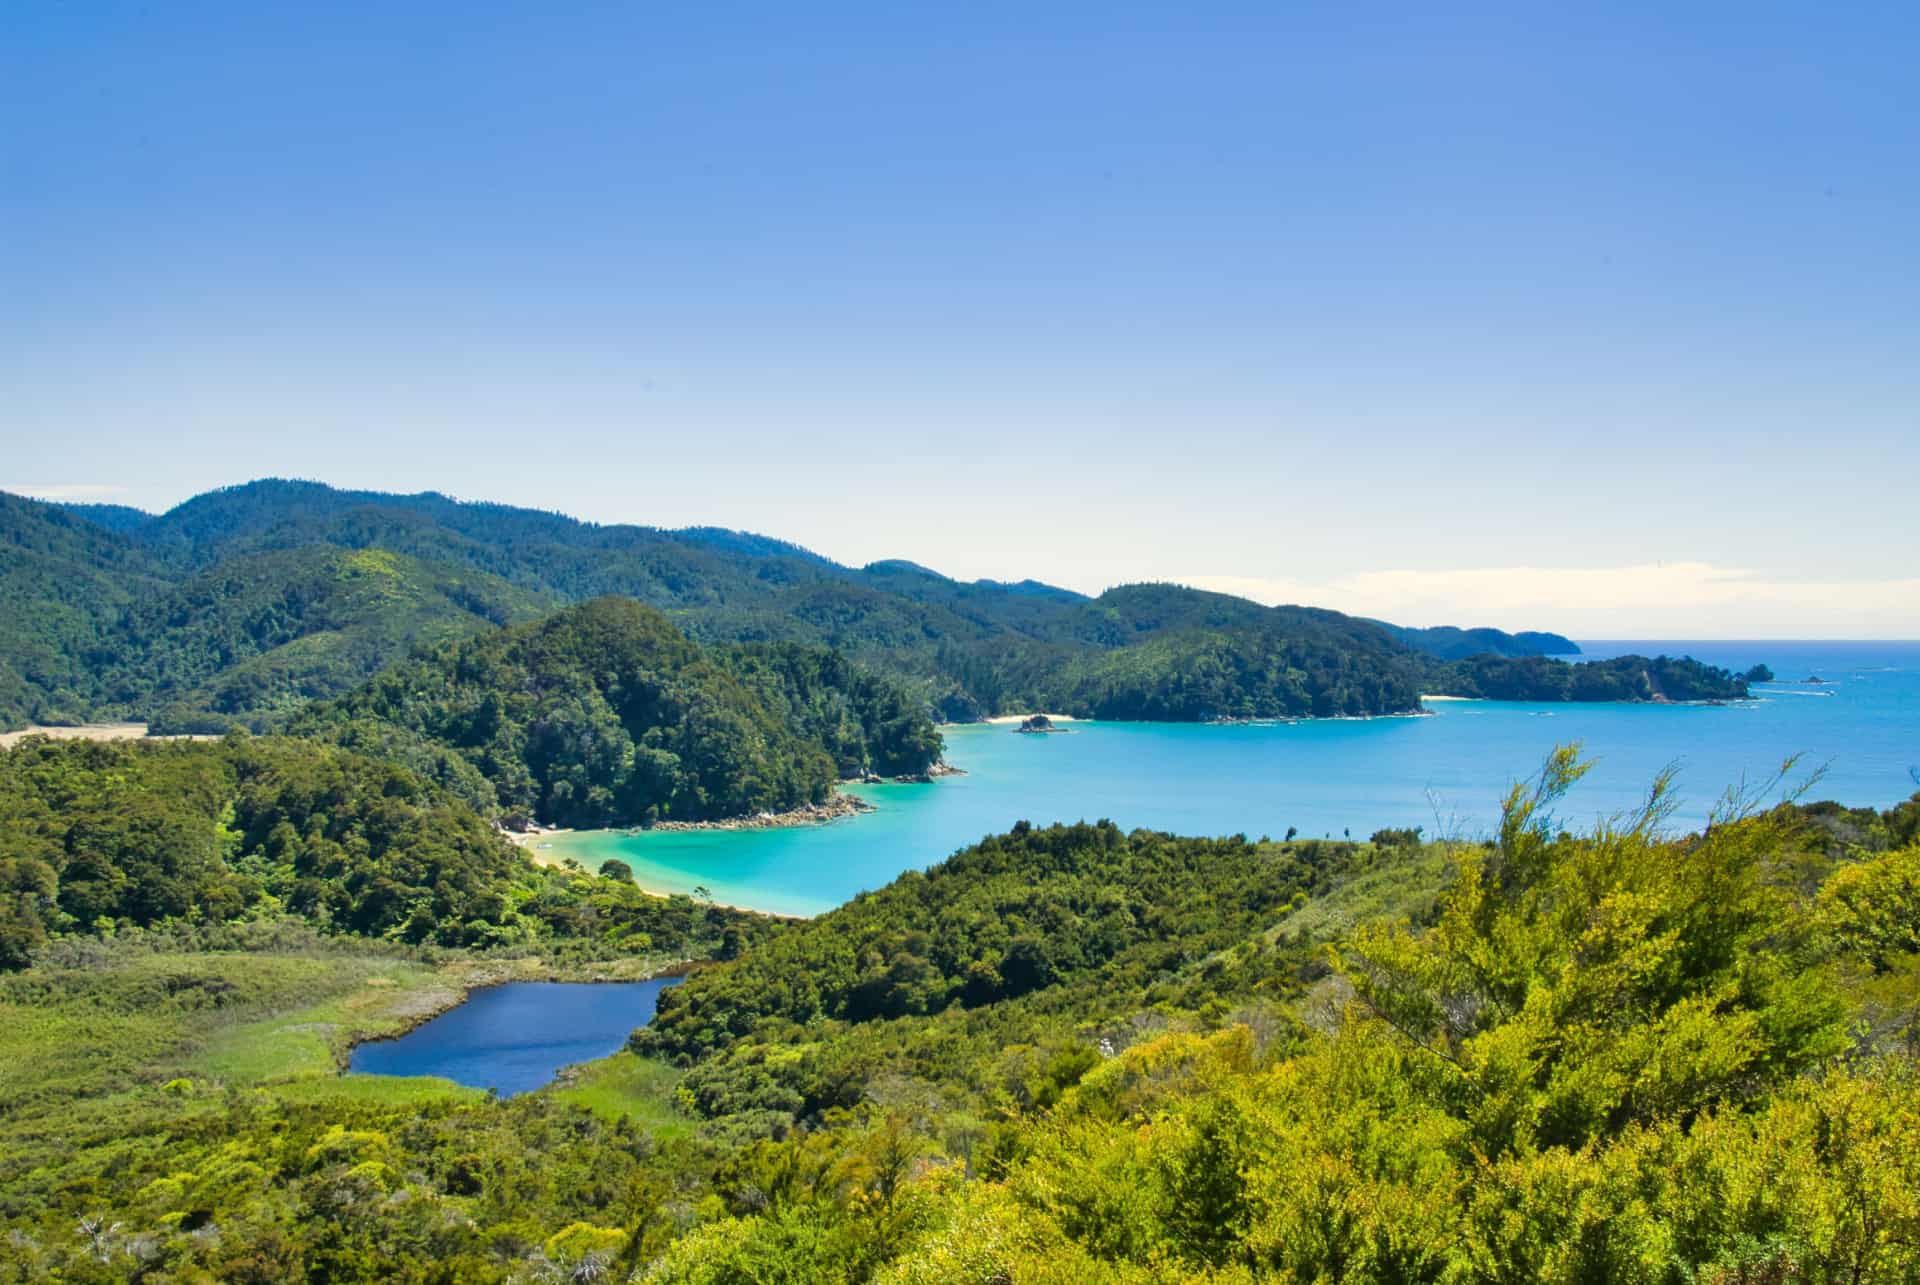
[4,1,1915,634]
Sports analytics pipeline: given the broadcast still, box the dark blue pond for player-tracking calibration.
[350,978,681,1097]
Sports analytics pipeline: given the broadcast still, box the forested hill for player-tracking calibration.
[1431,652,1752,702]
[1369,619,1581,659]
[612,768,1920,1280]
[294,597,944,828]
[0,733,776,969]
[8,480,1728,730]
[0,493,171,727]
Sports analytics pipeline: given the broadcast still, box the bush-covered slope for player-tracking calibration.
[631,762,1920,1283]
[27,480,1746,727]
[1369,619,1581,659]
[2,752,1918,1280]
[1433,651,1750,701]
[298,597,942,828]
[46,483,1451,720]
[0,494,170,728]
[94,546,558,730]
[637,820,1433,1063]
[0,734,776,969]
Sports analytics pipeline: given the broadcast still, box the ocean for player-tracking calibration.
[541,641,1919,917]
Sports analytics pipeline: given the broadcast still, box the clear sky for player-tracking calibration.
[4,1,1916,635]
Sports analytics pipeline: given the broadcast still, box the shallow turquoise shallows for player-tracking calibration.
[539,641,1920,918]
[349,979,680,1096]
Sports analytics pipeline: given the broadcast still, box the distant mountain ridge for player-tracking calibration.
[1368,620,1581,660]
[0,480,1725,730]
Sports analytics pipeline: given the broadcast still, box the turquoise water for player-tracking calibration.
[545,641,1920,918]
[349,979,680,1096]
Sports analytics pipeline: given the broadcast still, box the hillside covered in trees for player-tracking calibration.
[1431,651,1752,702]
[0,733,778,970]
[294,597,944,828]
[1,750,1915,1280]
[6,481,1612,731]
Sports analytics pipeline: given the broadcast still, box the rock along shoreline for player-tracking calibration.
[504,762,964,847]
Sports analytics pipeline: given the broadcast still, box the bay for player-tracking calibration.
[348,979,681,1096]
[542,641,1919,918]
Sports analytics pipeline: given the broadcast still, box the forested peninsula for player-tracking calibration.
[292,597,944,829]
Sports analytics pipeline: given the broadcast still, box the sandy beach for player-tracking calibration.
[0,722,224,750]
[981,712,1078,725]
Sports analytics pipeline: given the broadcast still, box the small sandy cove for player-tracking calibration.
[0,722,223,751]
[981,712,1078,725]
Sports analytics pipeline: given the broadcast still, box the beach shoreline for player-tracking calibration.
[979,712,1078,725]
[0,721,224,750]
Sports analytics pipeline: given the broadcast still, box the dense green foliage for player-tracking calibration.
[109,547,556,732]
[1,749,1917,1280]
[296,598,941,828]
[0,734,775,968]
[1,491,557,732]
[719,642,946,778]
[1367,619,1580,660]
[5,482,1653,731]
[0,931,745,1283]
[1434,651,1751,701]
[639,822,1410,1062]
[0,492,170,727]
[628,769,1920,1282]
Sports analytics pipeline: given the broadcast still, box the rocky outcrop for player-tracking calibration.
[639,791,876,833]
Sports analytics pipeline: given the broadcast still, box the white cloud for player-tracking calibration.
[1184,563,1920,638]
[2,483,131,501]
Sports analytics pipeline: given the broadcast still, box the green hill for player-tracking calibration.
[99,546,558,731]
[7,480,1744,731]
[0,733,774,968]
[3,740,1915,1278]
[297,597,943,828]
[1431,651,1750,702]
[0,493,170,727]
[1368,619,1581,659]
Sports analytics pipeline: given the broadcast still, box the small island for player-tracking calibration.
[1015,714,1069,734]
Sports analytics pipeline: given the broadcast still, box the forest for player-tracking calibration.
[7,481,1603,732]
[3,477,1886,1281]
[0,734,781,969]
[291,598,944,828]
[1430,652,1752,702]
[0,751,1915,1281]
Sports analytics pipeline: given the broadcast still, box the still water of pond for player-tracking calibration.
[349,978,681,1096]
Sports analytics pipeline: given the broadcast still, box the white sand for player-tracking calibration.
[1417,695,1480,703]
[503,826,578,852]
[0,722,222,750]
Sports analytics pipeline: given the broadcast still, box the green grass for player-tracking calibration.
[0,951,440,1113]
[549,1051,692,1138]
[0,944,484,1221]
[196,961,462,1085]
[276,1072,486,1105]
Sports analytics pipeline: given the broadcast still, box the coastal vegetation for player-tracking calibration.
[1431,652,1752,702]
[0,752,1915,1279]
[292,598,943,829]
[0,733,778,969]
[8,482,1625,733]
[1366,619,1580,660]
